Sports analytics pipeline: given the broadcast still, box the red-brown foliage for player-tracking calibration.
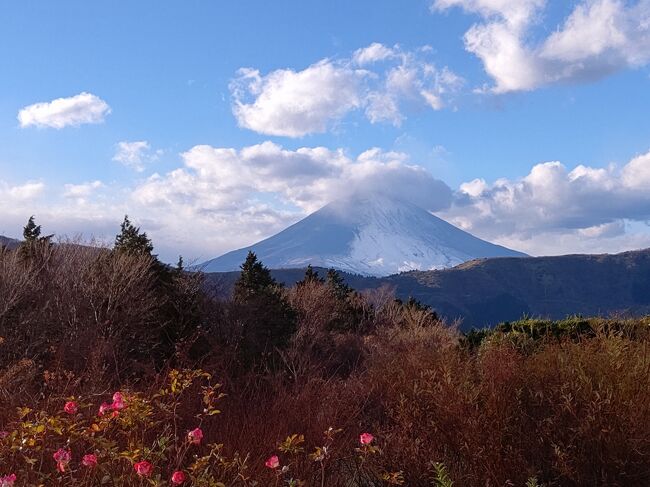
[1,243,649,486]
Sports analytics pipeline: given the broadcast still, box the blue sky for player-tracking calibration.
[1,0,650,262]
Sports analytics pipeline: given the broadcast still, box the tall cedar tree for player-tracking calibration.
[111,216,201,364]
[325,268,367,332]
[114,216,155,256]
[297,265,324,287]
[233,252,296,366]
[233,251,277,301]
[113,215,169,283]
[19,216,52,262]
[23,216,42,242]
[326,268,352,299]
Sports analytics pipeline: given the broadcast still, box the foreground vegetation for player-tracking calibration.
[1,218,649,486]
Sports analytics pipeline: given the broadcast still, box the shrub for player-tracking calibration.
[1,227,650,486]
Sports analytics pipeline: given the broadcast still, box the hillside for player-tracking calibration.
[206,248,650,329]
[201,194,525,276]
[3,239,649,486]
[0,235,19,250]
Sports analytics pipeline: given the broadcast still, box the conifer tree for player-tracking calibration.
[297,264,324,287]
[22,216,53,244]
[324,268,368,332]
[233,251,276,301]
[232,251,296,366]
[114,215,154,256]
[23,216,41,242]
[108,216,200,364]
[19,216,52,261]
[174,255,184,275]
[326,268,351,299]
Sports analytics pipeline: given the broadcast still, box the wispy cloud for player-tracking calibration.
[113,141,161,172]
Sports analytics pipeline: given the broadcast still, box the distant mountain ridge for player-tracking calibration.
[0,235,19,249]
[201,194,526,276]
[205,248,650,329]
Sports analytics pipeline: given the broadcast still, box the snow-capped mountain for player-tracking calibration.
[201,194,526,276]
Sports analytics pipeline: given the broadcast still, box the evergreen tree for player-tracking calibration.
[326,268,351,299]
[324,268,369,332]
[22,216,53,244]
[232,252,296,367]
[297,264,324,287]
[23,216,41,242]
[397,296,431,312]
[233,251,277,301]
[174,255,184,275]
[114,215,154,256]
[106,217,201,365]
[19,216,52,261]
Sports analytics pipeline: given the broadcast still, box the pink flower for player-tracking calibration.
[98,402,113,416]
[64,401,78,415]
[112,391,125,410]
[0,474,17,487]
[98,392,126,416]
[134,460,153,477]
[265,455,280,469]
[187,427,203,445]
[0,431,9,440]
[171,470,186,484]
[82,454,98,468]
[53,448,72,473]
[359,432,374,445]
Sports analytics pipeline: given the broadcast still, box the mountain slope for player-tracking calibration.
[0,235,19,250]
[205,248,650,329]
[201,194,526,276]
[392,248,650,328]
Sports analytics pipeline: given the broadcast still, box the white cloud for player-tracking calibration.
[18,92,111,129]
[230,44,463,137]
[5,138,650,263]
[367,62,463,124]
[459,178,489,197]
[542,1,628,63]
[133,141,452,215]
[433,0,650,92]
[621,151,650,189]
[1,181,45,201]
[116,141,453,258]
[113,141,161,172]
[63,180,104,201]
[433,0,544,28]
[230,62,365,137]
[440,149,650,255]
[352,42,397,65]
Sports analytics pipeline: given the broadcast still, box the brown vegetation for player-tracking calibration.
[0,236,649,486]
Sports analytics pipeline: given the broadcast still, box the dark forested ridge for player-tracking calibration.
[206,248,650,329]
[0,235,19,249]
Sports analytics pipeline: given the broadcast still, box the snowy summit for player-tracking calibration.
[201,194,526,276]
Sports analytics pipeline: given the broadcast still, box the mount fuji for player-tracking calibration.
[201,194,526,276]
